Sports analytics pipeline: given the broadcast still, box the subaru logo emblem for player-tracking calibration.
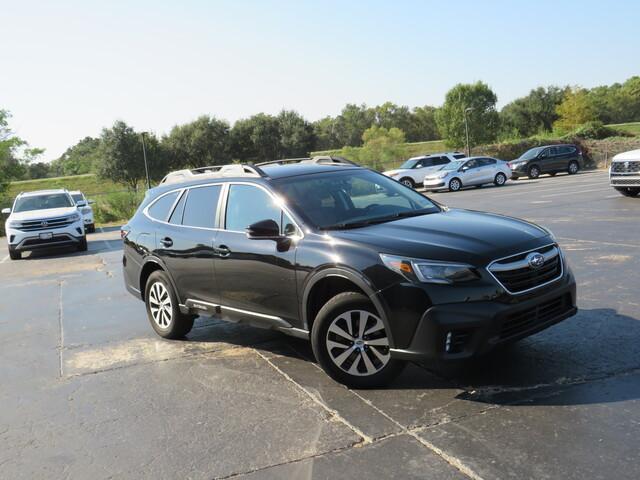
[527,252,545,269]
[41,221,48,227]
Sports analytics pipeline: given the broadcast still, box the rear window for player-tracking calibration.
[453,154,466,159]
[148,191,179,221]
[182,185,221,228]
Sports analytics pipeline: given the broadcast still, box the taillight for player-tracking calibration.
[507,162,512,168]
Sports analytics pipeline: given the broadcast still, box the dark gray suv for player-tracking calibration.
[509,144,584,179]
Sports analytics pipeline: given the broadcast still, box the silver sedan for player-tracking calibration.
[423,157,511,192]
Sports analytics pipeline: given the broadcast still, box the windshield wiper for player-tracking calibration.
[321,208,437,231]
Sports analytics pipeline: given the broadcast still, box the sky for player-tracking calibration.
[2,0,639,161]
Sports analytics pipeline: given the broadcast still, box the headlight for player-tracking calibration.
[81,207,91,214]
[380,254,479,284]
[8,220,21,228]
[387,173,399,178]
[436,171,449,178]
[68,213,81,222]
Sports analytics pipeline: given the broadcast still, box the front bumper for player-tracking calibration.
[610,174,640,188]
[388,275,577,362]
[7,223,85,252]
[423,179,447,190]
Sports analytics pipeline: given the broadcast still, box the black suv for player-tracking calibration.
[122,163,577,387]
[509,144,583,179]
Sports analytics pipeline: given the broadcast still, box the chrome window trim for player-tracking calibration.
[143,183,223,230]
[486,243,564,295]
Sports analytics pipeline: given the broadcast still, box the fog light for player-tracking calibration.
[445,331,452,352]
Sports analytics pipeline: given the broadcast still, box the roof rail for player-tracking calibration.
[255,156,358,167]
[159,163,268,185]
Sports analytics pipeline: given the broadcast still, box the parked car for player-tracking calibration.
[509,144,583,179]
[122,162,577,387]
[423,157,511,192]
[70,190,96,233]
[609,149,640,197]
[2,189,87,260]
[383,152,466,188]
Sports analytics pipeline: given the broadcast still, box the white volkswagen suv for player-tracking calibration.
[2,189,87,260]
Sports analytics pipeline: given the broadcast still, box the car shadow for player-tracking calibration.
[180,307,640,407]
[21,237,123,260]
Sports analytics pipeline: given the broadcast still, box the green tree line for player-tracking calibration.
[3,75,640,188]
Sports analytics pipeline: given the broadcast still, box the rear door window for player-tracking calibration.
[148,191,179,221]
[453,154,466,159]
[182,185,222,228]
[168,190,187,225]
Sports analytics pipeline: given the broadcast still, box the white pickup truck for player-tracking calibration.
[609,149,640,197]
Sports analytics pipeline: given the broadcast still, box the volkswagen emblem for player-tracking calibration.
[41,220,49,227]
[625,161,630,169]
[527,252,545,269]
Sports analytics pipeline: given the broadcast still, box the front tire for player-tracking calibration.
[615,187,640,197]
[87,223,95,233]
[494,172,507,186]
[145,270,195,339]
[449,177,462,192]
[8,247,21,260]
[311,292,405,388]
[399,177,415,189]
[528,165,540,179]
[77,236,88,252]
[568,161,579,175]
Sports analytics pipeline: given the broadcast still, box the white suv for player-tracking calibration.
[70,190,96,233]
[383,152,466,188]
[609,149,640,197]
[2,189,87,260]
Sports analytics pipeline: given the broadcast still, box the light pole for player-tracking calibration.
[463,107,473,157]
[140,132,151,190]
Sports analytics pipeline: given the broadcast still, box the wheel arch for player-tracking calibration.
[301,267,396,347]
[139,257,180,302]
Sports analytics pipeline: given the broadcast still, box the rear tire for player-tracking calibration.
[494,172,507,186]
[449,177,462,192]
[568,161,579,175]
[615,187,640,197]
[87,223,95,233]
[77,236,88,252]
[528,165,540,179]
[311,292,405,388]
[399,177,415,189]
[145,270,195,339]
[8,247,21,260]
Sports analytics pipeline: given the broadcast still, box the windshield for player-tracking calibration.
[13,193,74,213]
[272,169,440,230]
[441,160,466,171]
[519,147,544,161]
[399,158,420,169]
[71,194,85,203]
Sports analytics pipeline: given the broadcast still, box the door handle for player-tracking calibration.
[159,237,173,247]
[216,245,231,257]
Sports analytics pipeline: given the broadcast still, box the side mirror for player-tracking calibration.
[76,201,87,207]
[246,219,281,239]
[459,166,469,172]
[1,207,10,215]
[88,199,95,204]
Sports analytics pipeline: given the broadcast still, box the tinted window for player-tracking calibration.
[434,157,450,165]
[182,185,221,228]
[480,158,496,166]
[168,190,187,225]
[560,146,575,155]
[453,154,466,159]
[148,191,179,221]
[71,194,85,203]
[465,159,479,169]
[226,185,281,231]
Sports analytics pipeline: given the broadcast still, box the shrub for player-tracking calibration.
[569,121,633,140]
[93,191,144,224]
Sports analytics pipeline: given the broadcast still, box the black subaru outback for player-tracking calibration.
[122,162,577,387]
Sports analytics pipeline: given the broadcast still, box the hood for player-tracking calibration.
[9,207,79,222]
[612,149,640,162]
[330,209,550,265]
[383,169,406,176]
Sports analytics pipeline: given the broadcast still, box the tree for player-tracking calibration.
[357,126,407,170]
[553,88,596,133]
[51,136,102,176]
[312,116,339,150]
[436,82,500,148]
[407,105,440,142]
[229,113,281,162]
[500,86,567,137]
[334,104,376,147]
[0,109,45,186]
[277,110,315,158]
[97,120,147,190]
[163,115,230,169]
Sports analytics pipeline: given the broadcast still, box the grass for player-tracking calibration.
[607,122,640,136]
[5,174,125,202]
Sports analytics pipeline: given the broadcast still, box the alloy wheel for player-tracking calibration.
[450,179,461,191]
[569,162,578,174]
[401,179,413,188]
[325,310,390,377]
[148,281,172,328]
[496,173,506,185]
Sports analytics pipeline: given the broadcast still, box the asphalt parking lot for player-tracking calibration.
[1,169,639,479]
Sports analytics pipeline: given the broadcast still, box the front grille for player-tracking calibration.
[611,161,640,173]
[489,244,562,294]
[611,178,640,186]
[500,294,571,340]
[15,216,75,232]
